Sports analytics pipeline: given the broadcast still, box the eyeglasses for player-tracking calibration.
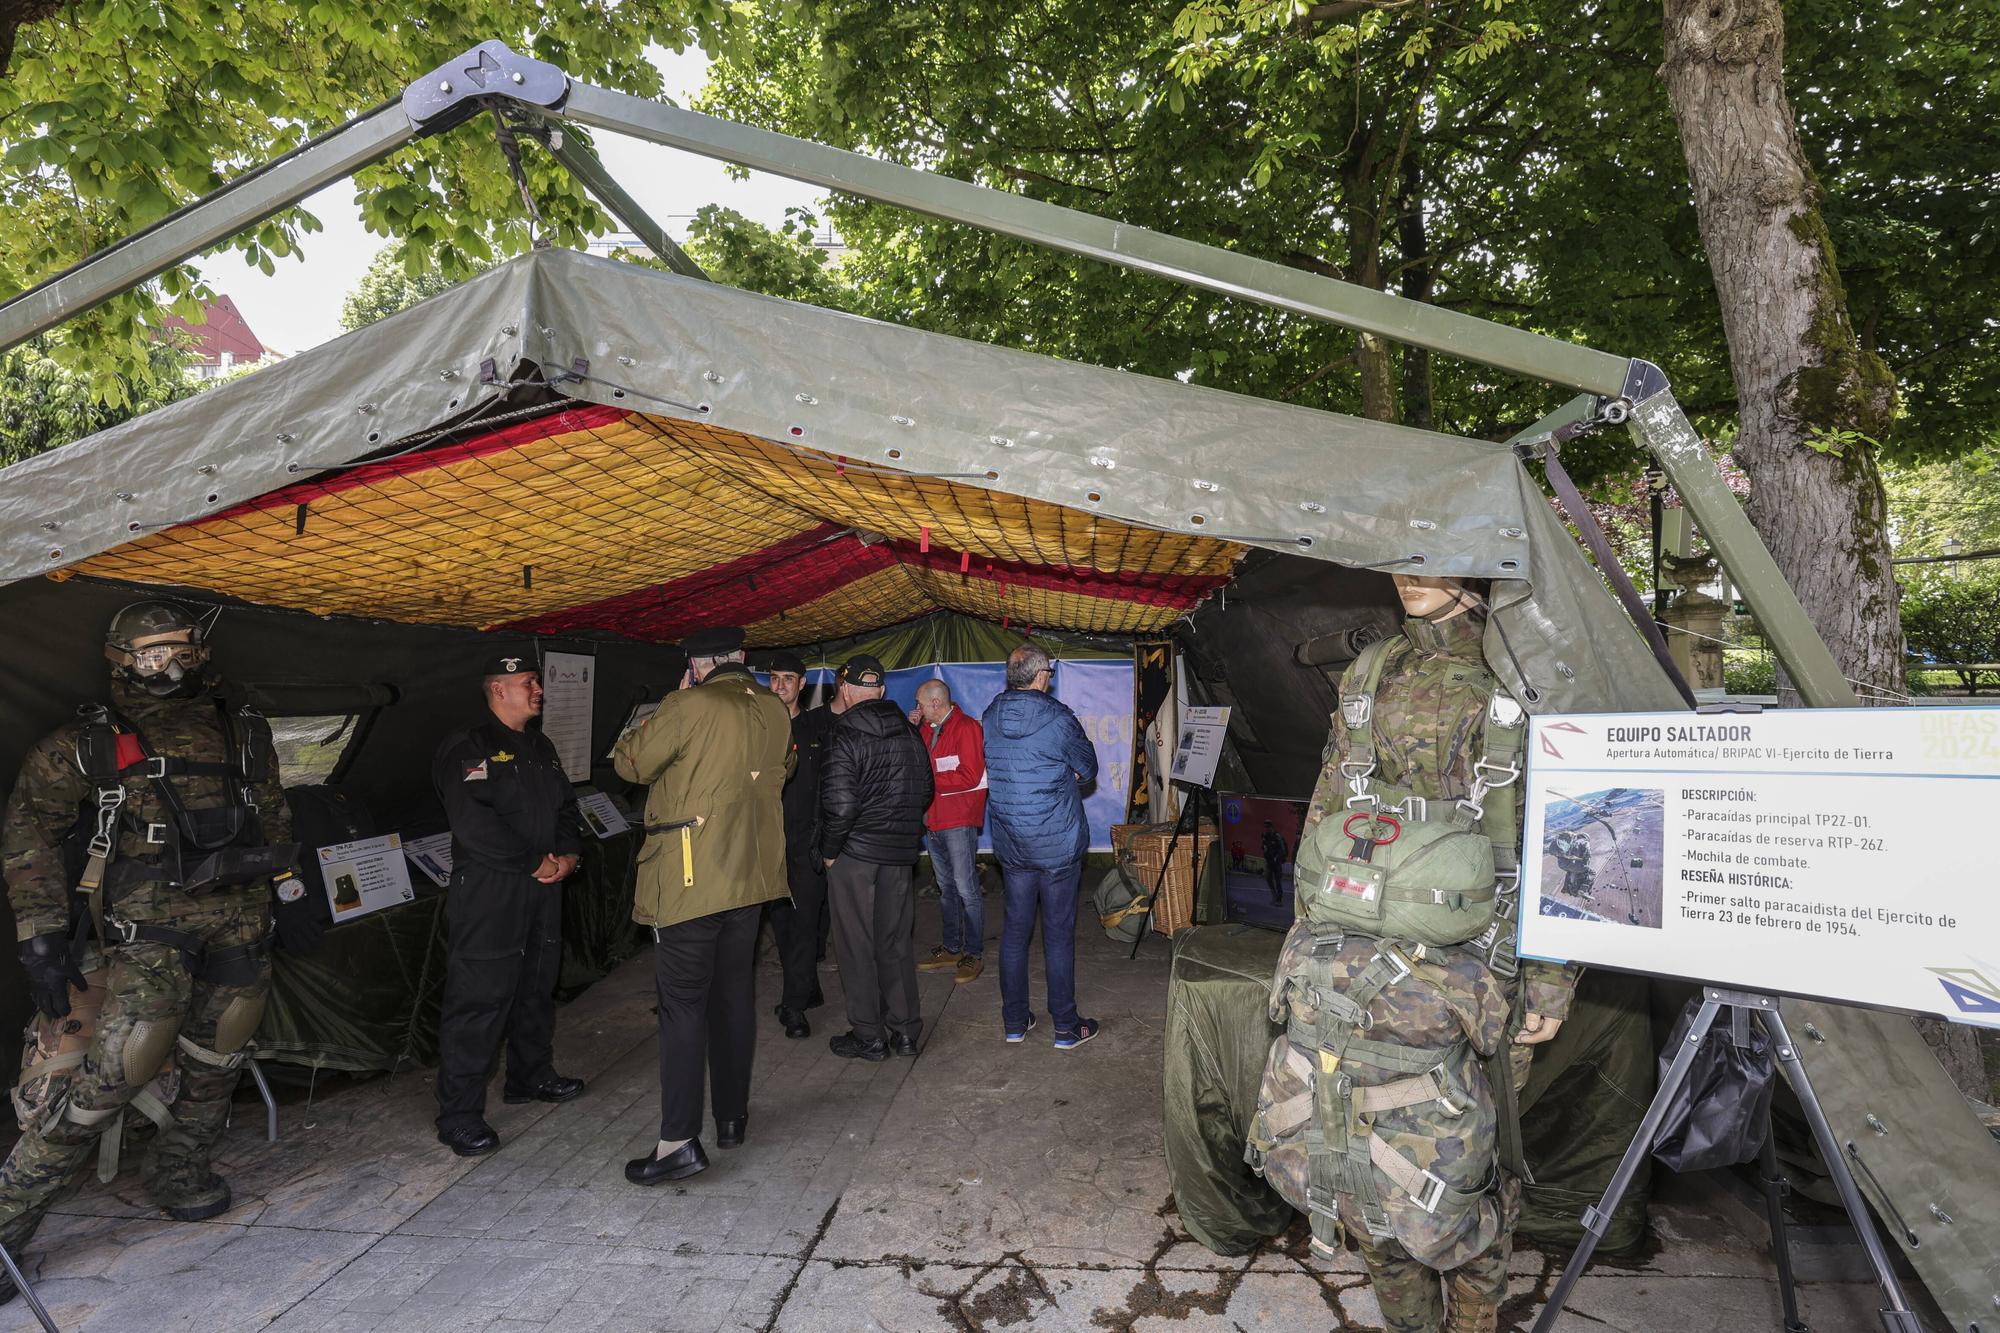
[131,642,204,674]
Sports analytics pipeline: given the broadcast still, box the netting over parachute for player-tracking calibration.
[66,404,1245,644]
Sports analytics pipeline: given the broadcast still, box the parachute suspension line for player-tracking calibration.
[493,113,551,250]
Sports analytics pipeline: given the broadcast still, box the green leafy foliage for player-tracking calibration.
[0,339,197,467]
[1,2,745,397]
[340,246,490,333]
[1899,570,2000,694]
[682,206,851,307]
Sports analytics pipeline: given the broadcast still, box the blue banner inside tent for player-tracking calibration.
[771,660,1134,851]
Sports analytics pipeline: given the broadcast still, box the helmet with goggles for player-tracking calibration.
[105,602,210,696]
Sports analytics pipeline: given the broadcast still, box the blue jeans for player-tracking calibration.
[999,861,1082,1033]
[930,825,984,958]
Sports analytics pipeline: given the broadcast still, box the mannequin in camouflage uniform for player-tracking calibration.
[1288,575,1573,1333]
[0,603,299,1304]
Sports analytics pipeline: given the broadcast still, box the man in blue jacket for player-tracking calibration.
[980,642,1101,1049]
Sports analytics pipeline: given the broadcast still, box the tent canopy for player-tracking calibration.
[0,247,1682,713]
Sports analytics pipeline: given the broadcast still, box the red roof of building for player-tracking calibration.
[156,295,265,363]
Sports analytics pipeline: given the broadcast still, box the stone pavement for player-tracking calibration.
[1,913,1916,1332]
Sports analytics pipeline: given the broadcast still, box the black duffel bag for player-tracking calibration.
[1652,998,1778,1172]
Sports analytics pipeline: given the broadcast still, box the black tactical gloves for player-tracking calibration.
[18,933,88,1020]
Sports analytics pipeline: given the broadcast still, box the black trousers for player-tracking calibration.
[767,849,828,1012]
[435,866,562,1129]
[652,903,760,1142]
[827,855,920,1043]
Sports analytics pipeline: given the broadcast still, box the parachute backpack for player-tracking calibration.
[1291,638,1527,949]
[1247,634,1531,1264]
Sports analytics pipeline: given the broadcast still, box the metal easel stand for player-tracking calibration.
[1530,988,1922,1333]
[1128,780,1208,960]
[0,1240,61,1333]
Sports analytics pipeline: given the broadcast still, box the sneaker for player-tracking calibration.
[954,954,984,984]
[1004,1013,1038,1043]
[1053,1018,1101,1050]
[917,945,962,973]
[829,1030,889,1062]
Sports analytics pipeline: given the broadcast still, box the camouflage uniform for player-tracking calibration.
[1290,613,1576,1332]
[0,675,293,1252]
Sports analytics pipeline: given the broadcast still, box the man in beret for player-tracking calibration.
[764,650,833,1040]
[614,626,792,1183]
[430,652,587,1158]
[819,654,933,1060]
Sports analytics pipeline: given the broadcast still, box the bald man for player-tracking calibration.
[912,680,988,982]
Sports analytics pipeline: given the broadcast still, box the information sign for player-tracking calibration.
[1169,705,1231,789]
[540,650,597,782]
[402,832,455,888]
[1519,707,2000,1026]
[318,832,417,923]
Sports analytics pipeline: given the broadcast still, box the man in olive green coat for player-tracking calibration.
[612,626,792,1185]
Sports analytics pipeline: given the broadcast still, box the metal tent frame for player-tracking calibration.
[2,39,1994,1333]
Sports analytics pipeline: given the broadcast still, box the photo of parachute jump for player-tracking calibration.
[1537,787,1666,928]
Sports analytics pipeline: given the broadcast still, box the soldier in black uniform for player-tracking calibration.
[430,652,586,1157]
[765,651,833,1039]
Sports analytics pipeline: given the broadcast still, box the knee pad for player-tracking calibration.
[210,991,269,1056]
[122,1017,184,1087]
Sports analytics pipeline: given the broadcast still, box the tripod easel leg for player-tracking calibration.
[1758,1008,1922,1333]
[1530,993,1726,1333]
[1756,1114,1810,1333]
[0,1240,61,1333]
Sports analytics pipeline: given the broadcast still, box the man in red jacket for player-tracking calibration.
[912,679,988,983]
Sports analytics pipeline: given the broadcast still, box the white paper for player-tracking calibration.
[935,754,961,773]
[575,788,632,839]
[1519,707,2000,1027]
[540,650,597,782]
[1169,704,1231,789]
[401,832,454,888]
[319,832,417,922]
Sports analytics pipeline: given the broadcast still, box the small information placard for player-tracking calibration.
[575,788,632,839]
[402,832,455,888]
[1170,705,1231,789]
[1520,707,2000,1026]
[318,832,417,923]
[541,651,597,782]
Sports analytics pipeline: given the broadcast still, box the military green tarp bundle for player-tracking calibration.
[1163,925,1654,1254]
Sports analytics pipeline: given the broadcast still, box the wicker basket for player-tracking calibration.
[1113,820,1216,937]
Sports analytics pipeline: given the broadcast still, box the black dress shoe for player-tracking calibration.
[774,1005,811,1039]
[438,1121,501,1157]
[888,1032,919,1058]
[828,1030,889,1062]
[715,1117,747,1149]
[626,1139,708,1185]
[503,1074,585,1105]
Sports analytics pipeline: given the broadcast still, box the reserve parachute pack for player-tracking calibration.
[1248,634,1529,1262]
[1291,637,1526,948]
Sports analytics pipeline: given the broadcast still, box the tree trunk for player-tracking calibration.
[1658,0,1904,705]
[1342,159,1398,423]
[1661,0,1980,1096]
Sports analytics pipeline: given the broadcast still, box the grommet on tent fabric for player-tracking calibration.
[1500,559,1520,572]
[796,393,817,405]
[439,368,460,381]
[1410,518,1436,530]
[1300,500,1325,514]
[893,415,914,427]
[789,426,804,437]
[991,435,1014,448]
[703,371,722,383]
[1085,491,1101,503]
[1192,479,1217,492]
[886,448,903,460]
[617,355,635,367]
[1501,526,1525,539]
[46,549,60,561]
[1088,456,1115,469]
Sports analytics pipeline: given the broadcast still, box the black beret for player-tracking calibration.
[681,626,746,657]
[838,653,887,686]
[480,650,538,677]
[767,650,807,676]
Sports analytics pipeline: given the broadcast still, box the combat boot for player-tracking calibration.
[146,1158,233,1221]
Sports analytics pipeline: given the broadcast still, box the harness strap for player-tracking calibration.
[15,1050,86,1091]
[1351,1068,1460,1115]
[1367,1134,1491,1216]
[177,1033,245,1071]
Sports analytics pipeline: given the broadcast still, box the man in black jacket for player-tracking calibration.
[818,655,933,1061]
[430,652,586,1156]
[766,650,832,1039]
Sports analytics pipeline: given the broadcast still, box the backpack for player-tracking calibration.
[1290,638,1527,949]
[1247,636,1530,1263]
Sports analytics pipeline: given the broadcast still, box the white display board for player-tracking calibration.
[575,788,632,839]
[540,650,597,782]
[1519,707,2000,1027]
[318,832,417,923]
[402,832,455,888]
[1170,705,1231,788]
